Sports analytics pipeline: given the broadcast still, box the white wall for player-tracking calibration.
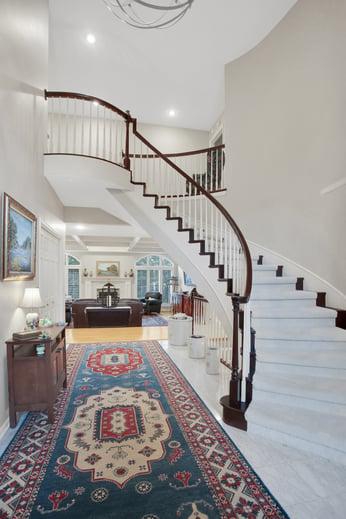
[224,0,346,308]
[137,122,209,153]
[0,0,65,431]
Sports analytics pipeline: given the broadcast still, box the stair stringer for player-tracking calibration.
[110,185,234,338]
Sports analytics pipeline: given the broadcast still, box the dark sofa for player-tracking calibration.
[71,298,143,328]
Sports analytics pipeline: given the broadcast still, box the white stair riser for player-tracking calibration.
[246,402,346,445]
[252,375,346,404]
[254,359,346,380]
[252,316,336,329]
[251,298,317,309]
[255,335,346,347]
[252,283,298,293]
[246,418,346,464]
[250,387,346,412]
[255,349,346,370]
[253,270,278,279]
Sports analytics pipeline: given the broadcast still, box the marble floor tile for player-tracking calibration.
[161,340,346,519]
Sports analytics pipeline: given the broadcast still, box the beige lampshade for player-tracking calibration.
[20,288,44,329]
[20,288,44,309]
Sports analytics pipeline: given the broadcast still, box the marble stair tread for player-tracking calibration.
[251,289,316,301]
[246,402,346,463]
[254,326,346,342]
[252,310,336,328]
[252,275,298,286]
[250,290,317,309]
[255,342,346,369]
[252,264,278,275]
[251,371,346,404]
[252,306,337,319]
[255,358,346,380]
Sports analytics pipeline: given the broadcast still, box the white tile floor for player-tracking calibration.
[160,340,346,519]
[1,340,345,518]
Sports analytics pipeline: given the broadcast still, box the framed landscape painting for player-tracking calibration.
[96,261,120,278]
[2,193,37,281]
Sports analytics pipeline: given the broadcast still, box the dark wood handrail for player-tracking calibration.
[44,90,131,121]
[45,89,251,303]
[130,117,252,303]
[45,89,253,430]
[129,143,225,159]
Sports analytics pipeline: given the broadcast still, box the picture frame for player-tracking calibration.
[96,261,120,278]
[184,271,195,286]
[2,193,37,281]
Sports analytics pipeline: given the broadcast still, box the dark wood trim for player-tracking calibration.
[316,292,327,307]
[131,118,252,304]
[45,90,130,121]
[219,396,247,431]
[129,143,225,159]
[296,277,304,290]
[276,265,283,277]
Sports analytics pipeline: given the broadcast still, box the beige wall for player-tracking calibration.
[0,0,64,431]
[224,0,346,307]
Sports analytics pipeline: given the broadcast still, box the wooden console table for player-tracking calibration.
[6,324,67,427]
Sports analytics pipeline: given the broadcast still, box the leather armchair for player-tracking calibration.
[140,291,162,314]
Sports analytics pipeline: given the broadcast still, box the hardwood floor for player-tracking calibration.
[66,326,168,344]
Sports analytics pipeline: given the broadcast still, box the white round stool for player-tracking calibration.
[188,335,205,358]
[206,347,219,374]
[168,316,192,346]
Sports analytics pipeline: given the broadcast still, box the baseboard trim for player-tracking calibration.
[249,241,346,309]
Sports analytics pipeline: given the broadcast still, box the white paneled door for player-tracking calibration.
[39,226,63,324]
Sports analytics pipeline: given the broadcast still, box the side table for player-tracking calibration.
[6,324,67,427]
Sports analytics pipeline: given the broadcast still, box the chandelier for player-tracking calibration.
[103,0,194,29]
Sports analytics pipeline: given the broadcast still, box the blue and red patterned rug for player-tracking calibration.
[0,341,288,518]
[142,314,168,326]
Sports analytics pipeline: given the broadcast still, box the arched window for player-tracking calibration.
[135,255,174,304]
[65,254,81,300]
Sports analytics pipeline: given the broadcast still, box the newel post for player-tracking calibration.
[123,111,131,170]
[219,295,247,430]
[229,296,241,407]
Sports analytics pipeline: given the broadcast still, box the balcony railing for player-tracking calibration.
[45,90,253,430]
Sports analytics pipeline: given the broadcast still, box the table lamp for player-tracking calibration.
[20,288,44,329]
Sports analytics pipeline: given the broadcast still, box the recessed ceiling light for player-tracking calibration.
[168,109,176,117]
[86,34,96,44]
[76,224,85,230]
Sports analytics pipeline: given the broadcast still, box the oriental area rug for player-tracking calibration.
[0,341,288,519]
[142,314,168,327]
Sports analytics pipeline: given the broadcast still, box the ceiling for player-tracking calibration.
[48,0,297,255]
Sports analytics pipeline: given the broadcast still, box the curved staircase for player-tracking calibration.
[248,257,346,462]
[43,91,346,456]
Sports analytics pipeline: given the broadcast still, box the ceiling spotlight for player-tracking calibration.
[168,109,176,117]
[103,0,194,30]
[86,34,96,44]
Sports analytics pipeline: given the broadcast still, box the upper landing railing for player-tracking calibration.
[45,91,225,193]
[45,90,253,429]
